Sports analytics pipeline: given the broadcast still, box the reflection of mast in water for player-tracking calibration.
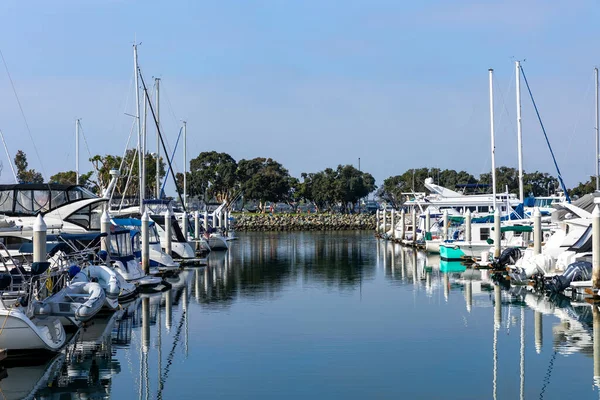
[141,297,150,400]
[443,273,449,301]
[493,284,501,400]
[593,305,600,390]
[520,307,525,400]
[401,249,406,280]
[465,280,472,313]
[412,251,418,287]
[183,283,189,357]
[165,289,173,332]
[535,311,543,354]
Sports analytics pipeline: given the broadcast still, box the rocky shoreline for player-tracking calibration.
[232,213,376,231]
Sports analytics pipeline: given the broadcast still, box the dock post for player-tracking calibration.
[194,210,200,240]
[33,214,47,263]
[382,208,387,235]
[593,206,600,288]
[376,209,380,234]
[465,209,472,243]
[425,208,431,236]
[494,209,501,258]
[442,210,448,241]
[400,209,406,241]
[141,211,150,275]
[390,209,396,240]
[534,207,542,255]
[212,211,217,230]
[411,208,417,245]
[182,211,189,241]
[100,209,111,260]
[164,209,172,256]
[534,311,543,354]
[203,211,209,232]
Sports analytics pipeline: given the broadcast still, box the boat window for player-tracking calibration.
[570,225,592,251]
[33,190,50,212]
[0,191,13,213]
[150,225,160,244]
[111,232,133,256]
[51,190,68,208]
[132,233,141,252]
[67,189,83,202]
[14,190,33,214]
[65,202,104,230]
[480,227,490,241]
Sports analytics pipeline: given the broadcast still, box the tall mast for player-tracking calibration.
[155,77,161,199]
[183,120,187,208]
[516,61,524,203]
[594,68,600,190]
[0,130,18,183]
[75,118,80,184]
[134,44,143,214]
[489,68,497,211]
[142,90,147,208]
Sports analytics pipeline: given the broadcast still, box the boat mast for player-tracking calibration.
[594,68,600,191]
[489,68,497,211]
[0,130,18,183]
[75,118,80,184]
[142,89,147,209]
[516,61,524,203]
[134,44,144,214]
[155,77,161,199]
[183,120,187,208]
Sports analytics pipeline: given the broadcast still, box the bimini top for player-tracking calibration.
[0,183,97,216]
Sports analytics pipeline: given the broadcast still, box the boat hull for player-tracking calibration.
[0,310,66,352]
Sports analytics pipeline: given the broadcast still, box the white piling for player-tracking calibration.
[382,208,387,235]
[594,206,600,288]
[494,208,501,258]
[442,210,449,241]
[141,211,150,275]
[203,211,209,232]
[182,211,189,241]
[100,210,111,260]
[376,209,380,234]
[425,208,431,235]
[465,209,472,243]
[212,211,217,230]
[390,209,395,239]
[400,209,406,240]
[33,214,47,263]
[194,210,200,240]
[534,207,542,256]
[411,208,417,244]
[164,209,172,256]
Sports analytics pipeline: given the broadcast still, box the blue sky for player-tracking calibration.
[0,0,598,194]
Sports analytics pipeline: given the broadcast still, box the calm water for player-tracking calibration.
[2,232,599,399]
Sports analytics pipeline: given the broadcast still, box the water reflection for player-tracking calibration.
[3,233,600,397]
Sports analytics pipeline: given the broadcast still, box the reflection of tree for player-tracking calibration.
[191,232,376,306]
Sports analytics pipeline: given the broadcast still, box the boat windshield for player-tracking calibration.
[110,231,133,257]
[0,184,97,215]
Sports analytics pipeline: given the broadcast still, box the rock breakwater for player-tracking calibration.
[232,213,376,231]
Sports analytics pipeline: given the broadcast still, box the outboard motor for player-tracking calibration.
[493,247,522,269]
[545,261,592,293]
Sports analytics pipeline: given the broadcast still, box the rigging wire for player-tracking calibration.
[520,66,571,202]
[0,48,46,179]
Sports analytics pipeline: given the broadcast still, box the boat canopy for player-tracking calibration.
[112,218,155,228]
[0,184,97,216]
[18,241,71,256]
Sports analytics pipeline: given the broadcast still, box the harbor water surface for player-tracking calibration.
[5,231,598,399]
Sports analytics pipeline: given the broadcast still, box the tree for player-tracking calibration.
[570,177,595,198]
[187,151,238,202]
[523,171,559,197]
[333,164,376,213]
[89,150,166,197]
[49,170,94,187]
[14,150,43,183]
[237,158,290,212]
